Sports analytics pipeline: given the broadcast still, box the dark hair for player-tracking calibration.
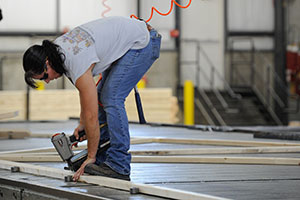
[23,40,66,88]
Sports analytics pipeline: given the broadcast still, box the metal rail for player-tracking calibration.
[229,38,283,124]
[181,39,242,125]
[256,49,300,113]
[198,88,226,126]
[194,98,216,125]
[228,37,299,125]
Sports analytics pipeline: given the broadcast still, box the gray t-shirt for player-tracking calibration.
[54,16,150,84]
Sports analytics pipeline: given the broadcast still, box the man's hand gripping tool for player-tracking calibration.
[51,130,109,172]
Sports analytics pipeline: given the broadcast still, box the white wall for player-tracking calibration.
[181,0,225,89]
[228,0,274,32]
[59,0,136,30]
[0,0,136,32]
[0,0,178,51]
[227,0,274,50]
[0,0,57,32]
[0,0,137,52]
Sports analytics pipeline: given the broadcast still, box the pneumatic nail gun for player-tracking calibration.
[51,130,110,171]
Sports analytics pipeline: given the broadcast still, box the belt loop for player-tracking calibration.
[138,18,153,32]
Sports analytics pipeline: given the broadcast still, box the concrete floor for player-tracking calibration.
[1,120,300,199]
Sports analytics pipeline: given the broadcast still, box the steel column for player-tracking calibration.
[274,0,288,125]
[176,0,181,96]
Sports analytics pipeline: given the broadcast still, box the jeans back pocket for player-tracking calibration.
[151,32,162,60]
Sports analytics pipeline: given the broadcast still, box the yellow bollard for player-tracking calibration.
[184,80,194,125]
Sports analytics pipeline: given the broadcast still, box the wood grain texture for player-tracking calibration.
[0,91,26,120]
[131,156,300,165]
[0,111,19,120]
[0,129,30,139]
[1,154,300,166]
[0,88,178,123]
[151,137,300,147]
[130,146,300,155]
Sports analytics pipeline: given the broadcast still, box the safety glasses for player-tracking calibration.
[39,63,48,80]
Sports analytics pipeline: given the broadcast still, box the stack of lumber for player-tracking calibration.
[0,90,26,120]
[29,90,80,121]
[0,88,179,123]
[289,121,300,127]
[125,88,179,123]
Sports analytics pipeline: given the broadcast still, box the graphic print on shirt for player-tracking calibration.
[61,27,95,55]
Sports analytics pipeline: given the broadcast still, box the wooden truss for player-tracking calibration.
[0,136,300,200]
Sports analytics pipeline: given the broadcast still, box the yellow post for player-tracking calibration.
[184,80,194,125]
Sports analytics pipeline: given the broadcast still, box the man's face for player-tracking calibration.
[33,60,62,83]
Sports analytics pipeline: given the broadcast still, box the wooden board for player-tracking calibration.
[131,156,300,165]
[151,137,300,147]
[130,146,300,155]
[0,146,58,154]
[127,137,300,147]
[29,89,80,121]
[2,145,300,157]
[2,136,300,155]
[5,146,300,156]
[0,129,30,139]
[0,154,61,162]
[1,154,300,166]
[0,160,228,200]
[0,91,26,121]
[0,111,19,120]
[0,137,154,154]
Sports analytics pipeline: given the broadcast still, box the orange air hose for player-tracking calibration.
[130,0,192,23]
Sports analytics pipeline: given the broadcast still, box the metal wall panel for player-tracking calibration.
[228,0,274,32]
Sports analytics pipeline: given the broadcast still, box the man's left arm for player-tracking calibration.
[73,64,100,181]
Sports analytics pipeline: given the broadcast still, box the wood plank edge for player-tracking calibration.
[0,160,228,200]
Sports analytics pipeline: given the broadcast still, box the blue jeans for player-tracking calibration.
[95,29,161,175]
